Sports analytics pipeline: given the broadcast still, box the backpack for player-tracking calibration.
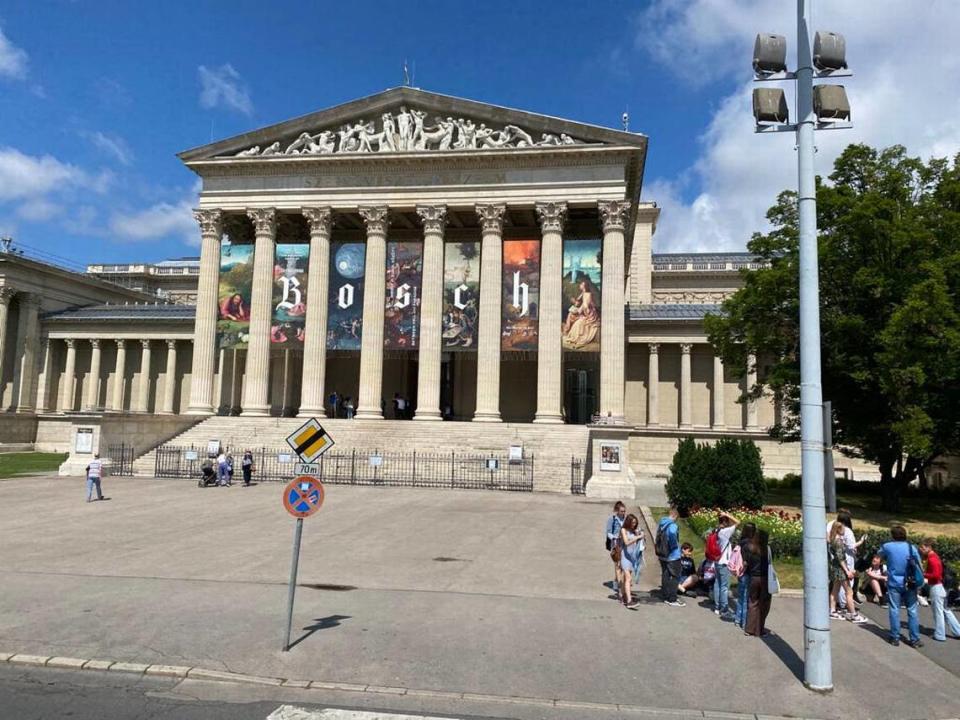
[905,544,925,591]
[727,544,744,576]
[705,528,723,562]
[655,521,674,560]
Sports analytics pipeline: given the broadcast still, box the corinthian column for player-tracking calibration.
[242,207,277,416]
[187,209,222,415]
[534,202,566,423]
[0,288,13,405]
[598,200,630,422]
[473,203,506,422]
[137,340,152,412]
[60,339,77,412]
[414,205,447,420]
[15,293,41,412]
[161,340,178,414]
[84,339,102,411]
[298,207,333,417]
[355,206,389,419]
[712,354,726,429]
[679,343,692,428]
[647,343,659,427]
[36,337,53,413]
[112,340,127,412]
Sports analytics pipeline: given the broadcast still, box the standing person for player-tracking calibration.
[344,397,355,419]
[619,514,645,608]
[743,529,772,636]
[919,539,960,642]
[85,453,104,502]
[828,509,866,610]
[241,449,254,486]
[707,510,739,619]
[216,449,228,486]
[656,508,685,607]
[605,501,627,595]
[734,522,757,629]
[828,521,868,623]
[879,525,923,648]
[328,390,340,418]
[225,450,234,487]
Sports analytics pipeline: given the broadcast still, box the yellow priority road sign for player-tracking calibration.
[285,417,335,463]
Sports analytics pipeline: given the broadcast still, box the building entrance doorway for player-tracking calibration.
[441,352,477,420]
[564,361,598,424]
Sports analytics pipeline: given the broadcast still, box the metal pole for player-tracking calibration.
[823,400,836,513]
[796,0,832,692]
[282,517,304,651]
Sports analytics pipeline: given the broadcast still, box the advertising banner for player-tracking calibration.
[271,243,309,348]
[384,241,423,349]
[216,242,254,349]
[501,239,540,351]
[442,241,480,351]
[561,238,602,352]
[327,241,366,350]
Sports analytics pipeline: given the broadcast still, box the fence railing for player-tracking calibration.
[154,445,534,492]
[570,456,587,494]
[107,443,136,476]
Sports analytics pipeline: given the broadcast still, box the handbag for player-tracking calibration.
[767,549,780,595]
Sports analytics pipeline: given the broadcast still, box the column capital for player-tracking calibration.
[166,339,177,350]
[598,200,631,232]
[64,338,76,349]
[302,206,333,236]
[18,291,41,309]
[680,343,692,354]
[416,205,448,234]
[475,203,506,234]
[246,207,277,236]
[535,201,568,234]
[193,208,223,236]
[140,339,152,350]
[115,339,126,349]
[358,206,390,236]
[90,338,101,349]
[648,342,659,354]
[0,286,14,305]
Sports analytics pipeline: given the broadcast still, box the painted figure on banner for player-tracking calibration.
[327,241,366,350]
[442,241,480,350]
[216,241,254,349]
[384,241,423,349]
[271,243,309,349]
[561,238,602,352]
[501,239,540,351]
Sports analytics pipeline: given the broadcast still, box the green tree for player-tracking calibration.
[705,144,960,511]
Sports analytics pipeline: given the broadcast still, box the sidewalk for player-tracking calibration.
[1,477,958,720]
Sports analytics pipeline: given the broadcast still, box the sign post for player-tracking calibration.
[281,475,325,651]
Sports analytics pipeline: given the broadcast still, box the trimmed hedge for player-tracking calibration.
[666,437,766,513]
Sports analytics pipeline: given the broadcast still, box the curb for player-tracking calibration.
[0,649,835,720]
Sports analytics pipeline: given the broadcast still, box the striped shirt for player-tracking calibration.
[87,459,102,479]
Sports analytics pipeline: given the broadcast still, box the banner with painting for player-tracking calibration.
[561,238,602,352]
[271,243,309,348]
[384,241,423,349]
[501,239,540,351]
[442,241,480,351]
[327,241,366,350]
[216,242,254,349]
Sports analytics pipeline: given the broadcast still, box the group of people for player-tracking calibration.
[327,391,356,419]
[202,448,255,487]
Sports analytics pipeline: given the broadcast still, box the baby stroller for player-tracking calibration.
[198,459,218,488]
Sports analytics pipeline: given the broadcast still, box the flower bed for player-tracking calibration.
[687,507,803,558]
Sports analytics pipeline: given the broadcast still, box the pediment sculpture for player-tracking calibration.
[227,106,587,158]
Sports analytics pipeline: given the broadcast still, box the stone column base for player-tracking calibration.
[185,407,214,416]
[240,407,271,417]
[354,411,383,420]
[297,408,329,419]
[414,411,442,421]
[472,412,501,423]
[533,414,563,424]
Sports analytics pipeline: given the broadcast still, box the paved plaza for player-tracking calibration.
[1,476,959,719]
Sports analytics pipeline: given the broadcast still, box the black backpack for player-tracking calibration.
[655,521,673,560]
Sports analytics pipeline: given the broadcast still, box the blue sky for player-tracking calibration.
[1,2,957,265]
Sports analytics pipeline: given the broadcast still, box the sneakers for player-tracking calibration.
[830,611,844,620]
[906,639,924,649]
[887,636,901,647]
[713,608,721,616]
[664,600,686,607]
[847,613,869,624]
[625,600,640,608]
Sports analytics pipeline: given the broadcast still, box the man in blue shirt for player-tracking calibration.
[605,501,627,594]
[658,508,685,607]
[878,525,923,648]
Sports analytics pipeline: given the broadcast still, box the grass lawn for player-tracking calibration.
[0,452,67,479]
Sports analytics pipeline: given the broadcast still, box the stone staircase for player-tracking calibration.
[132,416,590,492]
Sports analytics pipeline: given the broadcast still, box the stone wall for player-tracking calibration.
[0,414,38,446]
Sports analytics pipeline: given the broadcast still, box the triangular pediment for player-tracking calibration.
[179,87,646,162]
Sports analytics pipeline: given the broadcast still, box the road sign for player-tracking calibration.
[282,476,325,518]
[285,417,335,463]
[294,462,321,476]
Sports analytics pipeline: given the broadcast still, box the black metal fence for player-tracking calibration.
[154,445,534,492]
[107,443,136,476]
[570,456,587,494]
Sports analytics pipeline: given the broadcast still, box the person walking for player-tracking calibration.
[879,525,923,648]
[734,522,757,629]
[919,539,960,642]
[85,453,104,502]
[828,521,868,624]
[656,508,684,607]
[618,514,645,608]
[743,529,772,636]
[605,501,627,596]
[708,510,739,619]
[241,449,254,486]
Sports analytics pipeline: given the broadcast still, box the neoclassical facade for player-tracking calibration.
[0,87,893,488]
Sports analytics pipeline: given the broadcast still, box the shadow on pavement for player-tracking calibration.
[762,631,804,683]
[287,614,351,650]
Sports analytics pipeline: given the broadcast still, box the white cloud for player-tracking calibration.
[198,64,253,115]
[0,26,27,80]
[637,1,960,252]
[17,198,61,221]
[82,131,134,166]
[0,147,88,201]
[109,183,200,244]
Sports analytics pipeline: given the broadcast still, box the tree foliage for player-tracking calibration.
[666,437,766,513]
[705,144,960,511]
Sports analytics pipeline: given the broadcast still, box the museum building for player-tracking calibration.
[0,87,890,492]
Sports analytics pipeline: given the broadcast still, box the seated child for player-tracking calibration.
[698,557,716,596]
[678,542,699,595]
[864,553,888,606]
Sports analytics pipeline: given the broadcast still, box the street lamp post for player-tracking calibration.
[752,0,852,693]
